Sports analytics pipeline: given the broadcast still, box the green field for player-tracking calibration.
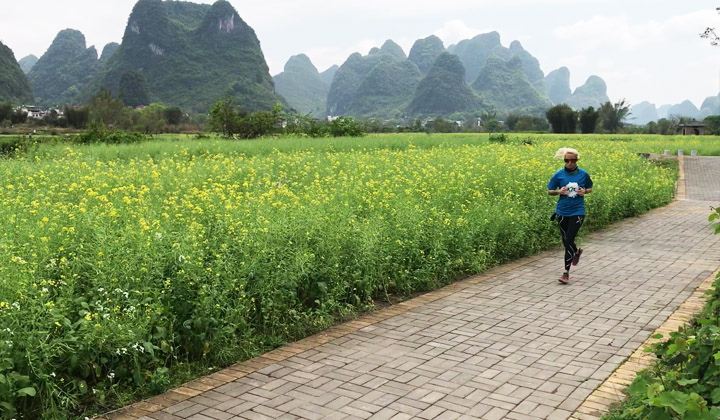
[0,133,717,419]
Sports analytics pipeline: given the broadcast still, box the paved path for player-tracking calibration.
[112,157,720,420]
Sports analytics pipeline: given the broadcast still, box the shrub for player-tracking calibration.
[330,116,364,137]
[73,122,148,144]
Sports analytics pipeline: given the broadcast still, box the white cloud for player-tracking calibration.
[433,20,490,46]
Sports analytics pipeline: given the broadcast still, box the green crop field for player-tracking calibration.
[0,133,717,419]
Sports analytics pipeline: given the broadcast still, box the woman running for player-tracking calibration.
[547,147,593,284]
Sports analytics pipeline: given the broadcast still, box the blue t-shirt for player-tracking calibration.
[547,168,593,216]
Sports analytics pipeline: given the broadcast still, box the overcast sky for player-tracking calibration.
[2,0,720,108]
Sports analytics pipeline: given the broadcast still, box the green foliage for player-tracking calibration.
[0,136,35,157]
[408,35,446,75]
[284,114,329,137]
[450,32,507,83]
[327,52,389,116]
[99,43,119,62]
[330,116,365,137]
[164,107,183,126]
[0,103,12,122]
[64,106,89,129]
[134,104,168,134]
[600,99,631,133]
[710,206,720,234]
[0,41,34,104]
[703,115,720,135]
[10,109,27,125]
[209,97,240,137]
[208,99,283,139]
[407,52,482,117]
[235,108,280,139]
[471,55,552,112]
[346,59,422,118]
[74,121,148,144]
[488,133,508,143]
[505,113,549,132]
[119,70,150,108]
[546,104,577,133]
[273,54,329,117]
[579,106,600,134]
[27,29,100,107]
[91,0,283,113]
[89,89,129,128]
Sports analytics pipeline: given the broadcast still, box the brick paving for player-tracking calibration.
[684,156,720,201]
[102,157,720,420]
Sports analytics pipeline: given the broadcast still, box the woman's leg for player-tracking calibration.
[558,215,584,272]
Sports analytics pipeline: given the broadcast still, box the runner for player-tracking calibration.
[547,147,593,284]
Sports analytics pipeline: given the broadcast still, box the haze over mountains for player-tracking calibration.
[2,0,718,123]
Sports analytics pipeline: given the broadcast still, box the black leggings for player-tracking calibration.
[557,215,584,271]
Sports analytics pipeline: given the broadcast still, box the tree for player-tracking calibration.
[10,109,27,124]
[578,106,599,134]
[329,116,364,137]
[0,102,12,122]
[208,98,240,137]
[656,118,674,135]
[702,7,720,45]
[545,104,577,133]
[164,107,183,125]
[64,105,89,129]
[599,99,631,133]
[119,70,150,108]
[89,88,127,127]
[135,104,167,134]
[703,115,720,134]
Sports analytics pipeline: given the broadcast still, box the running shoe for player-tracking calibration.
[572,248,583,266]
[559,272,569,284]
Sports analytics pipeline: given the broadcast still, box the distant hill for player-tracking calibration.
[28,29,100,107]
[326,45,403,115]
[471,56,551,113]
[18,54,38,74]
[508,40,544,88]
[565,76,609,110]
[657,104,672,120]
[0,41,34,104]
[544,67,571,105]
[700,95,720,115]
[667,100,700,119]
[378,39,407,61]
[273,54,329,117]
[91,0,283,112]
[407,52,482,116]
[100,42,120,62]
[345,58,422,118]
[320,65,338,85]
[629,101,659,125]
[408,35,445,75]
[448,32,510,83]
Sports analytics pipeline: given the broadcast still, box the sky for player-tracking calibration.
[2,0,720,108]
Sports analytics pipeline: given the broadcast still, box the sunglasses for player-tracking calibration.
[564,158,578,163]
